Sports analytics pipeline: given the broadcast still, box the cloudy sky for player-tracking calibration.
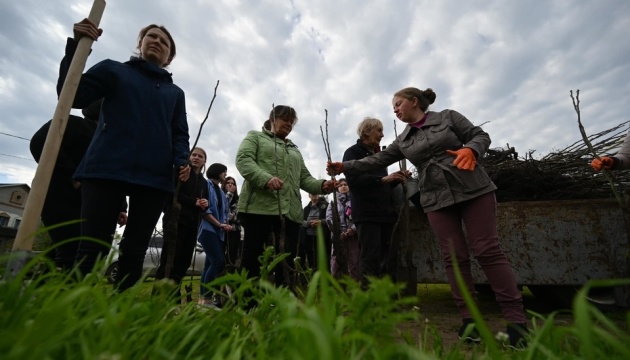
[1,0,629,204]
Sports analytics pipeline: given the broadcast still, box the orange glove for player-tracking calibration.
[591,156,614,171]
[446,148,476,171]
[327,161,344,176]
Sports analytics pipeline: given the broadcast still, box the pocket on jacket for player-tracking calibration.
[400,138,415,148]
[420,191,437,207]
[429,122,450,133]
[428,123,461,149]
[457,169,492,194]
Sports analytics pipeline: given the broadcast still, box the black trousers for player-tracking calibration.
[41,177,82,270]
[155,217,199,286]
[301,233,317,269]
[301,231,331,270]
[224,229,242,269]
[355,221,394,285]
[77,180,168,291]
[239,213,300,287]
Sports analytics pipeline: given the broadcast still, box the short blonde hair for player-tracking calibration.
[357,117,383,140]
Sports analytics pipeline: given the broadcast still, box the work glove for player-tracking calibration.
[591,156,614,171]
[446,148,476,171]
[327,161,344,176]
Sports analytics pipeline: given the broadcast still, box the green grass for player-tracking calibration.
[0,247,427,359]
[1,241,629,359]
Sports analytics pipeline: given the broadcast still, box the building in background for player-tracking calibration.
[0,183,29,252]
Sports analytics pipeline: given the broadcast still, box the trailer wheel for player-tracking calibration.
[528,285,616,310]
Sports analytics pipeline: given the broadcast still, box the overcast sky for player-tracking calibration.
[1,0,629,204]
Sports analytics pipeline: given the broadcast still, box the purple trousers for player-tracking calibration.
[426,191,526,323]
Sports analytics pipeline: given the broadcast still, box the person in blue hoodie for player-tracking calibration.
[58,19,190,290]
[198,163,232,309]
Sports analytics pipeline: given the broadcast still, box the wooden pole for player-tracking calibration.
[11,0,106,256]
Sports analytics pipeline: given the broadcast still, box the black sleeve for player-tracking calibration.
[30,117,87,179]
[57,38,78,97]
[177,169,200,209]
[343,147,383,190]
[30,121,51,163]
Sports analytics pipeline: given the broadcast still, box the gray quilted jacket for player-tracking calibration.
[344,109,496,212]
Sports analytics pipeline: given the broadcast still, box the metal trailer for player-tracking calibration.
[397,198,630,307]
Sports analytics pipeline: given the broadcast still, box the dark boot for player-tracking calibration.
[458,318,481,343]
[506,323,528,350]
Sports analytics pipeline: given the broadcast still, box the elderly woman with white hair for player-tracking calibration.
[342,117,407,287]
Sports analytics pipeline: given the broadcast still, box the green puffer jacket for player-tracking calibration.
[236,129,325,223]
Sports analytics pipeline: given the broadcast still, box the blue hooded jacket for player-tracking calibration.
[198,181,229,242]
[57,38,190,193]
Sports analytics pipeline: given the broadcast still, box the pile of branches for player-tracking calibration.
[480,120,630,202]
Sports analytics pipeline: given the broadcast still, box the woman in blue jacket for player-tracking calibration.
[198,163,232,309]
[59,19,190,290]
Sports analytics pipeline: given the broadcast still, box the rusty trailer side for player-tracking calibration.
[407,199,630,306]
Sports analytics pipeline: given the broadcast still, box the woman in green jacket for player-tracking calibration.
[236,105,335,290]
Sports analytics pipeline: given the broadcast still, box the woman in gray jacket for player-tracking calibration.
[327,87,528,349]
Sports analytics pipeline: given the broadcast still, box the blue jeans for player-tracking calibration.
[198,230,225,299]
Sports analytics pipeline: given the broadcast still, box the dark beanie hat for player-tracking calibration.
[206,163,227,179]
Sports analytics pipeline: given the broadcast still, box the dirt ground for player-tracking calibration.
[399,284,575,351]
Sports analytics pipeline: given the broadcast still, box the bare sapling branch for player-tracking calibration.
[570,89,624,208]
[190,80,220,151]
[320,110,347,275]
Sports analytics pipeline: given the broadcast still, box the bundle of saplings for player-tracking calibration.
[480,120,630,202]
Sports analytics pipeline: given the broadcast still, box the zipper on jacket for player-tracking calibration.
[243,184,254,213]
